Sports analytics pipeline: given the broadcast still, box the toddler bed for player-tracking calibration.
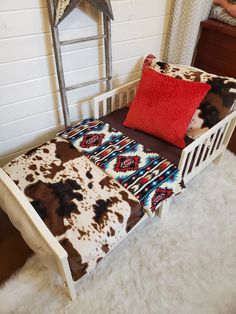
[1,58,236,300]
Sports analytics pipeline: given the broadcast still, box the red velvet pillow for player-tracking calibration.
[123,67,211,148]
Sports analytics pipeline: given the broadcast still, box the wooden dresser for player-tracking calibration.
[193,18,236,154]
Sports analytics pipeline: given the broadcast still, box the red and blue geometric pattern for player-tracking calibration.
[59,119,183,215]
[114,155,140,172]
[81,133,104,148]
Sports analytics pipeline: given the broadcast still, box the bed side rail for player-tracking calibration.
[0,169,76,300]
[178,110,236,183]
[93,79,140,118]
[93,78,236,186]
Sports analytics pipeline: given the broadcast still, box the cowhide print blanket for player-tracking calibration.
[3,137,143,281]
[4,120,183,282]
[59,119,183,216]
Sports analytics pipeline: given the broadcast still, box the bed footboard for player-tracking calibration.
[0,169,76,300]
[178,111,236,183]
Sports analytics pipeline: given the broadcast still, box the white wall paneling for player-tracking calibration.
[0,0,172,166]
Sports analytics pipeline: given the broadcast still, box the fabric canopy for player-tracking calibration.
[55,0,114,25]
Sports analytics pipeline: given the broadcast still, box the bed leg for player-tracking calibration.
[215,117,236,165]
[157,198,171,218]
[214,152,224,165]
[57,256,77,301]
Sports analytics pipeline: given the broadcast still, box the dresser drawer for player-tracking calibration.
[194,19,236,77]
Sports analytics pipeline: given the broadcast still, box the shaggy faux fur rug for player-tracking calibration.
[0,150,236,314]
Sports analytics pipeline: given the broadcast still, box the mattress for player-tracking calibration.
[3,137,143,281]
[3,111,183,282]
[100,108,193,165]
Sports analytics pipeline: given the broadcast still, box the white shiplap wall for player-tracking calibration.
[0,0,172,166]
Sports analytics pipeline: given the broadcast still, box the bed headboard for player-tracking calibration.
[93,79,140,119]
[93,63,236,120]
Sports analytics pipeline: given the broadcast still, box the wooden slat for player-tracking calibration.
[191,145,201,170]
[198,137,212,166]
[0,72,141,144]
[66,77,108,91]
[102,99,107,116]
[118,92,123,109]
[93,99,99,119]
[218,123,229,148]
[0,125,62,157]
[0,0,46,11]
[208,132,218,156]
[0,36,164,88]
[185,150,196,175]
[111,95,116,112]
[60,34,106,46]
[215,127,225,151]
[0,7,169,40]
[59,0,171,32]
[0,57,143,107]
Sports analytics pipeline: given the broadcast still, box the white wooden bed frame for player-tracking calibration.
[0,76,236,300]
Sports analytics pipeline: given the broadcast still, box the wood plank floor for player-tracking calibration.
[0,208,32,285]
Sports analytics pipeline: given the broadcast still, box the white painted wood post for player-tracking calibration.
[157,198,171,218]
[214,116,236,165]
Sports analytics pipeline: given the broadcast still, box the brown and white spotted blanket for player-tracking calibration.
[3,137,143,281]
[3,119,183,282]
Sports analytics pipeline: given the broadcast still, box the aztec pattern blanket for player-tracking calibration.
[3,137,143,281]
[59,119,183,216]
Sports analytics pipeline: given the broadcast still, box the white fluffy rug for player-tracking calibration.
[1,151,236,314]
